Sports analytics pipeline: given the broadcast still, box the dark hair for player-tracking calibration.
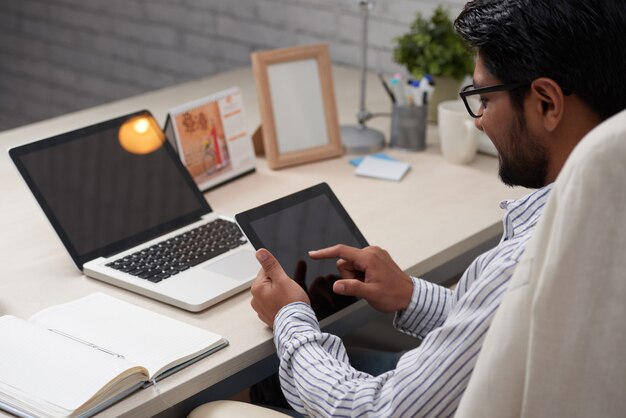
[454,0,626,120]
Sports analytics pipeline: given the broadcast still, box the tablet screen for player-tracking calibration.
[236,183,368,319]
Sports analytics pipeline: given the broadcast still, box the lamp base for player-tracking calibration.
[341,125,385,154]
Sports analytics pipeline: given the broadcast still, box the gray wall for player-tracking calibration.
[0,0,465,132]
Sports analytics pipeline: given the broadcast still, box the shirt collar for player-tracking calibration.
[500,183,554,240]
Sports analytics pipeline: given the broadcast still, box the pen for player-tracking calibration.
[408,80,424,106]
[377,72,396,104]
[391,75,407,106]
[420,76,435,106]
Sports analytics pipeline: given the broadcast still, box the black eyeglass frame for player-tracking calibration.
[459,81,530,118]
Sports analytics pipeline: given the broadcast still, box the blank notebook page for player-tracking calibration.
[29,293,223,378]
[0,316,139,416]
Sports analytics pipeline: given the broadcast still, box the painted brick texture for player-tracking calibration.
[0,0,465,132]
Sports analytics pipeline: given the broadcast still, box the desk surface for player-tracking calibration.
[0,65,527,417]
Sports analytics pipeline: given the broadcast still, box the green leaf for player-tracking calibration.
[392,6,473,80]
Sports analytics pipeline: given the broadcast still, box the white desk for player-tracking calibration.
[0,66,527,417]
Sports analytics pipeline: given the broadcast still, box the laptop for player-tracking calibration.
[9,110,259,312]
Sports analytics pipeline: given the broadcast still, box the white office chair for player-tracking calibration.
[188,400,291,418]
[456,108,626,417]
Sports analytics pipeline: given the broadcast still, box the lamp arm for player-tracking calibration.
[356,0,375,126]
[340,0,385,152]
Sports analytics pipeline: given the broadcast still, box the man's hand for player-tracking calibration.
[309,245,413,313]
[250,249,310,329]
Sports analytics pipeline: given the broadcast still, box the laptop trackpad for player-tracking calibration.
[203,249,258,281]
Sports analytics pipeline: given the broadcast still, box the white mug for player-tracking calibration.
[437,100,480,164]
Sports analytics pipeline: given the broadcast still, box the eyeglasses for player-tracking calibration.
[459,82,530,118]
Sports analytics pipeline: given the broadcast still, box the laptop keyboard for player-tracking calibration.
[106,218,248,283]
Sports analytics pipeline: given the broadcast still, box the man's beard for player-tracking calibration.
[498,113,549,189]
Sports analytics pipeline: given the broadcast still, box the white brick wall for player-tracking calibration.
[0,0,465,132]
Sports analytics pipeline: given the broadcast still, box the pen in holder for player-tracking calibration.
[390,104,427,151]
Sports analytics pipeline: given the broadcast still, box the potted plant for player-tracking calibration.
[393,6,473,122]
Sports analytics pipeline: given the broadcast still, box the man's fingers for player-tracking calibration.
[251,292,273,328]
[336,258,361,280]
[257,312,272,329]
[309,244,361,261]
[256,248,286,277]
[333,279,371,299]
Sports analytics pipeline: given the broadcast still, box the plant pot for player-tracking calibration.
[428,76,462,124]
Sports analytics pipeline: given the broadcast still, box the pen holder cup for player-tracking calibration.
[390,105,427,151]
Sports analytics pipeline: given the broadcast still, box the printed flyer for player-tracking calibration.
[166,87,255,191]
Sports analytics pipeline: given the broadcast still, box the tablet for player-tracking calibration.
[236,183,368,319]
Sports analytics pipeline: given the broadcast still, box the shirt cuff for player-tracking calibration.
[394,276,447,337]
[394,276,421,326]
[273,302,320,356]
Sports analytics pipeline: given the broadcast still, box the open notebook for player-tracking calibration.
[0,293,227,418]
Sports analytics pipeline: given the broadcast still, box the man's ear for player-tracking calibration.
[529,78,565,132]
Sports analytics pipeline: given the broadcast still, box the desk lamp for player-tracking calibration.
[340,0,385,154]
[118,114,165,155]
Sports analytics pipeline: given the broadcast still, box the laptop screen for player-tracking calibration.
[9,110,211,269]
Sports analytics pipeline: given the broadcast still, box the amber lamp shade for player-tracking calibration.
[118,114,165,155]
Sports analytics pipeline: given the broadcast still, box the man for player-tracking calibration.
[250,0,626,416]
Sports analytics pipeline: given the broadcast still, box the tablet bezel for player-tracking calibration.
[236,182,368,254]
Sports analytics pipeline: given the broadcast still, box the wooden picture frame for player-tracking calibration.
[251,43,343,170]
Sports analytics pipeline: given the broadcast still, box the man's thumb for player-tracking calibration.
[256,249,285,277]
[333,279,367,298]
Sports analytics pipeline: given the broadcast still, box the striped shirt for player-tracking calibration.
[273,185,553,417]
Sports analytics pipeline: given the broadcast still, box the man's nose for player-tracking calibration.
[474,116,484,131]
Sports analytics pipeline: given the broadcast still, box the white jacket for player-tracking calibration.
[456,109,626,417]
